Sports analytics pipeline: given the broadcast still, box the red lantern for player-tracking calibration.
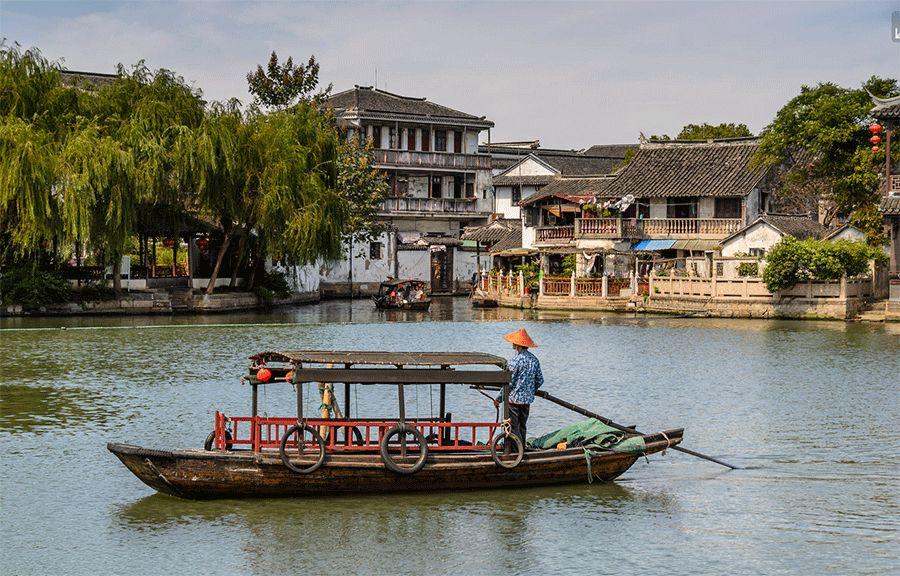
[196,237,209,250]
[871,146,880,153]
[162,238,176,248]
[256,368,273,383]
[284,370,294,382]
[869,123,882,134]
[870,135,882,144]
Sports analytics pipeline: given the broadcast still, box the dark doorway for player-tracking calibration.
[430,246,453,293]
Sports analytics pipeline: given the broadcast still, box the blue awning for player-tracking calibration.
[631,239,676,251]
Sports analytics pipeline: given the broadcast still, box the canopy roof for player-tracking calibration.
[379,279,425,287]
[250,350,507,367]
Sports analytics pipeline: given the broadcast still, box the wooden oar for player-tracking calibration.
[534,389,740,470]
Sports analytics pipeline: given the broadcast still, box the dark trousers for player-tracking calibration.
[508,403,530,443]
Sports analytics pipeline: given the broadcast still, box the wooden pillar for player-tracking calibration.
[186,235,194,289]
[251,383,258,451]
[151,237,157,278]
[295,364,303,422]
[171,241,177,277]
[886,125,892,195]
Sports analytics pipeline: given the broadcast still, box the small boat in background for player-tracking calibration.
[373,279,432,310]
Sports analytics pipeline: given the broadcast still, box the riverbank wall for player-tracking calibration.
[0,290,320,317]
[484,272,896,321]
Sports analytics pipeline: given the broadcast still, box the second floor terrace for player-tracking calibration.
[374,149,492,171]
[534,217,744,244]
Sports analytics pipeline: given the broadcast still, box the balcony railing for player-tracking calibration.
[574,217,742,239]
[536,225,575,243]
[373,149,491,170]
[382,197,489,214]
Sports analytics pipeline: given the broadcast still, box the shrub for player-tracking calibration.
[0,266,73,309]
[762,237,883,292]
[737,262,759,277]
[75,284,117,302]
[255,270,292,300]
[561,255,576,276]
[514,262,540,287]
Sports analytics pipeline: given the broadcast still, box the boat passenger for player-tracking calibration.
[495,328,543,445]
[414,286,425,300]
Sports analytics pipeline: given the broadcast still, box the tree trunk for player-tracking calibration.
[230,229,249,288]
[112,256,122,296]
[206,231,233,295]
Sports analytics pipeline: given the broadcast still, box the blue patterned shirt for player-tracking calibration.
[505,350,544,405]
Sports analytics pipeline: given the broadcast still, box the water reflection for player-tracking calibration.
[0,383,112,434]
[115,482,677,575]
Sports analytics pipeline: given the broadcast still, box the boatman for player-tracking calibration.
[496,328,543,444]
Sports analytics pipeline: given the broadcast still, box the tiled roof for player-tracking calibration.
[480,143,634,174]
[879,195,900,215]
[723,213,829,244]
[519,176,617,206]
[606,137,768,198]
[871,95,900,120]
[492,174,555,186]
[489,228,524,254]
[326,86,491,125]
[758,214,829,239]
[60,70,117,89]
[461,219,521,243]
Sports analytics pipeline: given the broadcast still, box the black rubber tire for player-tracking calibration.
[204,429,233,451]
[379,425,428,475]
[324,426,365,446]
[490,431,524,469]
[279,425,326,474]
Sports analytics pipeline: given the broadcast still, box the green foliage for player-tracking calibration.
[561,254,576,276]
[676,123,753,140]
[514,262,540,287]
[762,237,883,292]
[255,270,292,301]
[613,147,637,170]
[0,265,72,308]
[649,123,753,142]
[737,262,759,277]
[755,76,899,230]
[338,140,390,245]
[74,284,117,302]
[246,52,331,109]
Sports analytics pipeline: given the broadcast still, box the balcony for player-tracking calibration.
[373,149,492,171]
[381,197,490,216]
[575,218,742,240]
[536,225,575,244]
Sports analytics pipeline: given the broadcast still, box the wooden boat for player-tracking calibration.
[470,288,498,308]
[372,279,431,310]
[109,351,683,500]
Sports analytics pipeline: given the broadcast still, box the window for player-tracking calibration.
[453,175,463,199]
[434,130,447,152]
[371,126,382,149]
[369,242,383,260]
[715,197,742,218]
[511,185,522,203]
[421,128,430,152]
[453,130,463,153]
[667,196,697,219]
[407,129,416,151]
[396,174,409,196]
[431,176,442,198]
[749,248,765,257]
[466,182,475,198]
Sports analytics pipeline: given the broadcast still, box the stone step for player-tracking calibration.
[858,311,886,322]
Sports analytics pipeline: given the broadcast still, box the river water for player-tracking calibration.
[1,298,898,575]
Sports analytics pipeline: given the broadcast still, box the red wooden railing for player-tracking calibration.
[214,411,503,453]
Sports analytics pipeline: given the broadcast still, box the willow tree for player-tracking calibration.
[188,100,347,293]
[0,43,82,260]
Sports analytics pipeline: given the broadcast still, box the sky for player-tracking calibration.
[2,1,899,148]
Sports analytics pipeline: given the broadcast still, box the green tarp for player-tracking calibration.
[528,418,646,453]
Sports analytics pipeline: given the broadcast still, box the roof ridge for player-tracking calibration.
[644,136,759,148]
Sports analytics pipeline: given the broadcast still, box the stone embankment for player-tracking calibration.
[1,290,319,317]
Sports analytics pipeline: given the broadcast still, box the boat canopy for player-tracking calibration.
[248,350,510,385]
[379,279,425,288]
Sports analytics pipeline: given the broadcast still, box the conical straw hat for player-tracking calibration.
[503,328,537,348]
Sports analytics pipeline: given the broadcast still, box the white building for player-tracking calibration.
[321,86,494,295]
[721,214,865,257]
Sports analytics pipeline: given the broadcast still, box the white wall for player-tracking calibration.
[828,227,866,242]
[500,156,556,177]
[454,248,479,285]
[721,222,783,256]
[397,248,431,281]
[320,232,396,285]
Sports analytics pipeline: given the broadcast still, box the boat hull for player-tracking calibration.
[108,429,681,499]
[373,299,432,311]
